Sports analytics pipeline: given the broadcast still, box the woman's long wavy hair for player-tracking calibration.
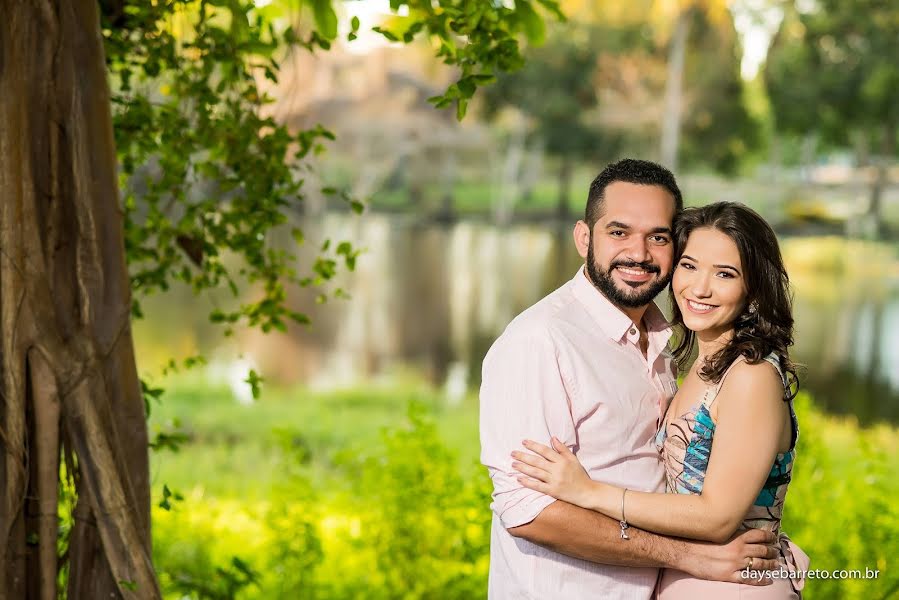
[669,202,798,397]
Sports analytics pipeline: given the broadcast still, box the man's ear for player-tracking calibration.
[573,220,591,260]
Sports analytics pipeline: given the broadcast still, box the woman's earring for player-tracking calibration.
[747,302,758,315]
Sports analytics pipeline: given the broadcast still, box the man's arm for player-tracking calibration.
[480,328,777,584]
[509,501,781,584]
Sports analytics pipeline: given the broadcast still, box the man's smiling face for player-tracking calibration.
[584,181,676,308]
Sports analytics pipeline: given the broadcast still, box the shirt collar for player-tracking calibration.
[570,265,673,345]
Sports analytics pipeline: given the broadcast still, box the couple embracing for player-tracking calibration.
[479,159,810,599]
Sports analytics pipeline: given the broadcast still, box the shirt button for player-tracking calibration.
[629,328,637,335]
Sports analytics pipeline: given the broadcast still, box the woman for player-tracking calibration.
[511,202,809,598]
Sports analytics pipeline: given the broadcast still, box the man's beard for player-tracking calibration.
[586,241,671,309]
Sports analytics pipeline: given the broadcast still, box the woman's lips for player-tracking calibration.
[684,299,718,314]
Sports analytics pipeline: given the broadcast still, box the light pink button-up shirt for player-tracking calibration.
[480,266,678,600]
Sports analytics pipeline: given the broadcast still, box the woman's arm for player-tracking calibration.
[512,361,789,543]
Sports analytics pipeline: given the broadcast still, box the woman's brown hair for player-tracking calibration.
[669,202,798,398]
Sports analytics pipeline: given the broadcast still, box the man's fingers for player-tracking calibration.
[753,558,779,572]
[736,528,776,545]
[744,543,778,559]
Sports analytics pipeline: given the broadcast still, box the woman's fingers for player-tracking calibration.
[518,476,550,495]
[510,450,551,471]
[521,439,558,462]
[551,436,574,456]
[512,461,548,481]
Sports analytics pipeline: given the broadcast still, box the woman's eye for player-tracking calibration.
[678,262,694,269]
[716,272,735,279]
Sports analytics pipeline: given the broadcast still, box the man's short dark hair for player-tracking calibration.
[585,159,683,228]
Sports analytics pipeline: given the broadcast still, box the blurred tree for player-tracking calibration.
[482,25,621,220]
[678,9,761,174]
[766,0,899,230]
[653,0,731,172]
[546,0,757,174]
[0,1,559,598]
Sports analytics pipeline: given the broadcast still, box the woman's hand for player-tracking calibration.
[511,437,597,508]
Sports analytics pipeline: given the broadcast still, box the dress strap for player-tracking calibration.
[760,353,799,450]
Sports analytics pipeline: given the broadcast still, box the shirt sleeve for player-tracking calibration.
[479,329,577,529]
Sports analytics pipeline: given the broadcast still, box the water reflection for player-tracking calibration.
[134,214,899,424]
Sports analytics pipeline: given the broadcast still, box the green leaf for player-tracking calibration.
[372,26,399,42]
[311,0,338,40]
[351,15,360,32]
[245,369,264,400]
[457,77,476,98]
[150,430,189,453]
[158,484,184,511]
[456,97,469,121]
[516,1,546,45]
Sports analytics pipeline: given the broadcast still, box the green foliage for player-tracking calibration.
[482,24,615,160]
[766,0,899,152]
[153,494,263,599]
[104,1,349,335]
[149,383,899,599]
[101,0,561,335]
[337,402,491,598]
[678,12,761,175]
[783,393,899,599]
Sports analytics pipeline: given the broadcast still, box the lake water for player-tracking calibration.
[135,213,899,425]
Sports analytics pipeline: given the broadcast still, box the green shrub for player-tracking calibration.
[325,401,491,598]
[150,390,899,599]
[783,392,899,599]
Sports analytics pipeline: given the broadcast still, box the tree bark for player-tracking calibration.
[660,8,691,172]
[0,1,160,598]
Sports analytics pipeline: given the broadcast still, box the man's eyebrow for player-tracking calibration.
[605,221,631,229]
[605,221,671,235]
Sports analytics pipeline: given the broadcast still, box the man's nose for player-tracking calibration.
[624,237,652,264]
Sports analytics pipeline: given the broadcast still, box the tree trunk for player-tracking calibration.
[660,8,691,172]
[0,2,160,599]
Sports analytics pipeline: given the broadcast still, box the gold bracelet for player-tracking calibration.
[619,488,630,540]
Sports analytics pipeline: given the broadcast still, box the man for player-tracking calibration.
[479,159,778,599]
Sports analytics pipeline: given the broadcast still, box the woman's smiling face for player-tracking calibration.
[672,227,749,338]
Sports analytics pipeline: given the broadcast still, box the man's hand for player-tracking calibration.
[677,529,780,585]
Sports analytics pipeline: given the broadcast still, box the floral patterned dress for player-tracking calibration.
[653,353,809,599]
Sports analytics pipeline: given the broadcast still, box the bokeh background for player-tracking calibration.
[133,1,899,598]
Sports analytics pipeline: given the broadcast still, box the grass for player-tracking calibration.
[148,374,482,499]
